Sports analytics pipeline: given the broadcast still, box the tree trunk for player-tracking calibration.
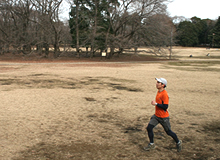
[75,0,80,58]
[44,43,49,57]
[170,29,173,59]
[108,46,114,59]
[134,47,138,55]
[90,0,98,58]
[86,47,89,57]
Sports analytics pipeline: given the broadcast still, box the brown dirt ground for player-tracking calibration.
[0,50,220,160]
[0,51,168,63]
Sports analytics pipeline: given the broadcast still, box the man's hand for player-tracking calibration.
[151,100,157,106]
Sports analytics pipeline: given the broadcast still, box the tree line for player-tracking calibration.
[0,0,219,59]
[0,0,71,57]
[68,0,174,58]
[176,16,220,47]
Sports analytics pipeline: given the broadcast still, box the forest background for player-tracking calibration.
[0,0,219,60]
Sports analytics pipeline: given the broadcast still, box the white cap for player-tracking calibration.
[155,78,167,86]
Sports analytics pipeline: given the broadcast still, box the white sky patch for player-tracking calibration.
[167,0,220,20]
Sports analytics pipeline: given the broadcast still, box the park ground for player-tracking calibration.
[0,47,220,160]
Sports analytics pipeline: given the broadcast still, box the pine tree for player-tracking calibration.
[212,16,220,47]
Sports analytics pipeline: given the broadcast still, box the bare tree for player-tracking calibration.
[31,0,63,58]
[0,0,36,54]
[0,1,11,54]
[139,14,175,57]
[0,0,66,58]
[104,0,171,57]
[89,0,98,58]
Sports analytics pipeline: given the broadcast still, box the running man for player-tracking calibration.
[144,78,182,152]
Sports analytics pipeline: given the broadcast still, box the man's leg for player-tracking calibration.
[165,130,179,143]
[144,115,158,150]
[147,124,155,143]
[146,115,159,143]
[160,117,182,152]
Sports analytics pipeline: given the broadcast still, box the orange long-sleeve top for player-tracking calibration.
[155,90,169,118]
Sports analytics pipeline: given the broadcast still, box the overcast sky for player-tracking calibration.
[167,0,220,20]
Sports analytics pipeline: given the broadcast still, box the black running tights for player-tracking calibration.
[147,124,179,143]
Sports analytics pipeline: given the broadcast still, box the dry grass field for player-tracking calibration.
[0,47,220,160]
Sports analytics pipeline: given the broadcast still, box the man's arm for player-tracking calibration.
[151,100,168,111]
[156,103,168,111]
